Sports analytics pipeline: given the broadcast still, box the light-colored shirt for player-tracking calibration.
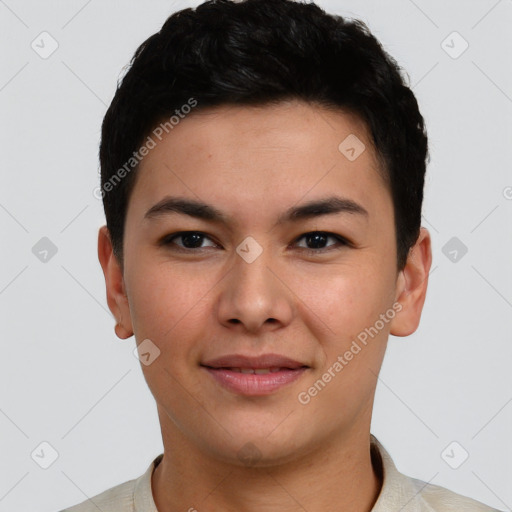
[60,435,501,511]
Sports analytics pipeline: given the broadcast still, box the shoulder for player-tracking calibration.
[58,453,162,512]
[408,476,502,511]
[369,435,502,512]
[58,477,137,512]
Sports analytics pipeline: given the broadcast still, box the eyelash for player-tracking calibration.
[160,231,350,256]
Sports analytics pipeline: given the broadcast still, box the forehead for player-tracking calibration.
[127,100,390,227]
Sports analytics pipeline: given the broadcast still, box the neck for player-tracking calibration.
[152,418,382,512]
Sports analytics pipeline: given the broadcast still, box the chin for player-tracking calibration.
[195,425,313,469]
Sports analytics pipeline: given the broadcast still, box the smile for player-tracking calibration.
[225,367,283,374]
[201,365,308,396]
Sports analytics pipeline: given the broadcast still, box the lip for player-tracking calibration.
[201,353,306,370]
[201,353,309,396]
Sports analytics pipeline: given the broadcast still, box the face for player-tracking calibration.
[99,99,430,467]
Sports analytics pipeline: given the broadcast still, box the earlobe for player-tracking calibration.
[390,227,432,337]
[114,320,132,340]
[97,226,134,339]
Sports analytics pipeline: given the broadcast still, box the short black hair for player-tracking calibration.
[99,0,429,272]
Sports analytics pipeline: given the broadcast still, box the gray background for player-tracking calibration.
[1,0,511,510]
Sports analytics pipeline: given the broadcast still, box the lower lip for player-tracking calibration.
[202,367,307,396]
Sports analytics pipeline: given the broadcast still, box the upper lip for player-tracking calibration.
[201,353,308,370]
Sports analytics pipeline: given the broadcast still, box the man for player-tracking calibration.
[61,0,501,510]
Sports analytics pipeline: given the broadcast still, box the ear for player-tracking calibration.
[97,225,133,339]
[390,227,432,337]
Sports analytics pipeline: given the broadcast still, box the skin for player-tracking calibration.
[98,99,432,512]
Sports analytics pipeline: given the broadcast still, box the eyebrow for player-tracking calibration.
[144,195,369,225]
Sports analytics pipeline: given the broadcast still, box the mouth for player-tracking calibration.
[214,367,289,374]
[200,354,309,396]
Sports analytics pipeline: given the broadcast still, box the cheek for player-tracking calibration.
[126,263,212,348]
[294,260,393,341]
[127,265,211,404]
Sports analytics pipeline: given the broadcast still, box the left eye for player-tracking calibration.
[161,231,348,254]
[294,232,348,253]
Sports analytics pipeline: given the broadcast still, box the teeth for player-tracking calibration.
[227,367,283,374]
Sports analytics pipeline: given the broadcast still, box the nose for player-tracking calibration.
[216,243,294,334]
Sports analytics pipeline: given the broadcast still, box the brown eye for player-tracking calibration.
[293,231,349,254]
[161,231,218,251]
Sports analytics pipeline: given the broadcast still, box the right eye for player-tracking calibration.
[160,231,220,252]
